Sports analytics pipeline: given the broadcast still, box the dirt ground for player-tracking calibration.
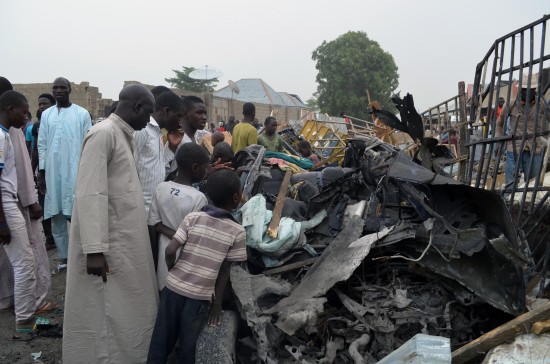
[0,249,65,364]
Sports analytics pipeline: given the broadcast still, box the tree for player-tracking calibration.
[305,97,319,111]
[165,66,219,93]
[312,31,399,119]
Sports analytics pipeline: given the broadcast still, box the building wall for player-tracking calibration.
[128,81,307,126]
[13,81,113,122]
[13,80,307,126]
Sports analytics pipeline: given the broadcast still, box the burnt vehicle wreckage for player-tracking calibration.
[195,15,550,364]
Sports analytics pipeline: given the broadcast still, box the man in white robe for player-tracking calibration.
[37,77,92,272]
[63,84,159,363]
[0,125,51,312]
[9,125,51,309]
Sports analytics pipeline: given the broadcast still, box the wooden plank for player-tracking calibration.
[263,257,318,275]
[452,301,550,363]
[267,171,292,239]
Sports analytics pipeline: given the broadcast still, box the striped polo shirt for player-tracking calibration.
[165,205,247,301]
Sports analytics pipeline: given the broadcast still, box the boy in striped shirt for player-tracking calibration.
[147,169,246,363]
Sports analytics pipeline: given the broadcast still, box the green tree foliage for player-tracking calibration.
[165,66,219,93]
[305,97,319,111]
[312,31,399,119]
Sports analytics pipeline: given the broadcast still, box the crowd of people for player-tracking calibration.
[3,71,545,361]
[426,73,550,188]
[0,75,324,363]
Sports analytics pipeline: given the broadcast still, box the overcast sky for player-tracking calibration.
[1,0,548,111]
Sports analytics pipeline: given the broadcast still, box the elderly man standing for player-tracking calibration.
[37,78,92,273]
[63,84,159,363]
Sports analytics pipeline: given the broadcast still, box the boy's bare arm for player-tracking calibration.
[155,222,176,239]
[208,260,232,327]
[165,238,181,271]
[31,148,38,175]
[148,225,159,271]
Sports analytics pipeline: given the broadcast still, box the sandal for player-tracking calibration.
[52,264,67,275]
[16,317,37,333]
[35,316,55,329]
[35,302,52,315]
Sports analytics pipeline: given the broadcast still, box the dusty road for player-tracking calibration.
[0,249,65,363]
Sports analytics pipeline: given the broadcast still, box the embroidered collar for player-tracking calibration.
[201,204,237,223]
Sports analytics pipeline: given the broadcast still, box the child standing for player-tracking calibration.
[257,116,283,152]
[148,143,210,290]
[0,91,38,332]
[147,169,246,363]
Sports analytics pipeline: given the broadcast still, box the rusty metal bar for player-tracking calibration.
[458,82,469,182]
[526,20,547,215]
[487,40,507,191]
[515,27,537,225]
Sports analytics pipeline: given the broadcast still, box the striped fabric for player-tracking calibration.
[133,117,167,214]
[165,206,246,301]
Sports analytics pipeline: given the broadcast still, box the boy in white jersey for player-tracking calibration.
[148,142,209,290]
[147,169,246,363]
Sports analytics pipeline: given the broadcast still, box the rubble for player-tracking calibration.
[215,14,550,364]
[482,333,550,364]
[196,311,240,364]
[377,334,451,364]
[226,124,529,362]
[451,301,550,363]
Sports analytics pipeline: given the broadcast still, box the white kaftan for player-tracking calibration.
[63,114,159,363]
[37,104,91,219]
[10,126,51,307]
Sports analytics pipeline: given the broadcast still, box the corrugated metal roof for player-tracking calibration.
[278,92,306,108]
[214,79,287,106]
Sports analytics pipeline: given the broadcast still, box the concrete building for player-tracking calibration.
[213,78,307,123]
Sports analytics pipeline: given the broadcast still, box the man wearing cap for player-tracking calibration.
[497,73,550,185]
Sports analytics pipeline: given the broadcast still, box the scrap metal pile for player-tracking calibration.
[229,136,528,363]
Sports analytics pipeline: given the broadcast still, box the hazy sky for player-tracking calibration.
[1,0,548,111]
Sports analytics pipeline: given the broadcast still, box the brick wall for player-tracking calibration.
[13,81,113,122]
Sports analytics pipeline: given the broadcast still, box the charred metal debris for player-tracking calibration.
[228,132,528,363]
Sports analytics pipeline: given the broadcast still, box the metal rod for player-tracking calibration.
[343,114,376,126]
[526,20,547,214]
[516,27,536,224]
[509,30,526,214]
[458,82,469,182]
[525,202,550,239]
[520,191,550,230]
